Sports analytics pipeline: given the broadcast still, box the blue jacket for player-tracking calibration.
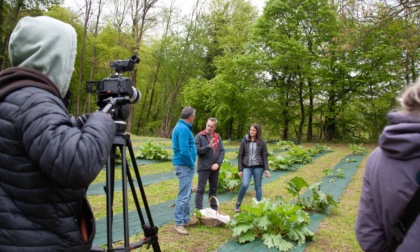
[172,119,197,168]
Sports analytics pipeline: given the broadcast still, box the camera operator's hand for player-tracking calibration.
[71,113,91,128]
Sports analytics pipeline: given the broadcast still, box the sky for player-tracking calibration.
[64,0,266,14]
[63,0,266,38]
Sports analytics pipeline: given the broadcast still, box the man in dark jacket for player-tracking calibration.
[194,118,225,210]
[0,16,116,251]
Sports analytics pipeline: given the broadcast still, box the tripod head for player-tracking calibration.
[101,97,134,133]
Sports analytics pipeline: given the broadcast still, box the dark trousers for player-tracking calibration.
[195,169,220,210]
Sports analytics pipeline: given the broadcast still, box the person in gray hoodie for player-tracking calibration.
[355,81,420,251]
[0,16,116,251]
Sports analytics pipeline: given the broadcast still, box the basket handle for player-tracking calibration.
[209,196,220,213]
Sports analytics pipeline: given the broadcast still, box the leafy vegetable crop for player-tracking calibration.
[230,197,314,251]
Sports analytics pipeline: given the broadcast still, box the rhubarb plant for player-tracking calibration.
[230,198,314,251]
[349,143,366,155]
[323,168,345,178]
[217,162,241,193]
[286,176,338,213]
[135,141,171,160]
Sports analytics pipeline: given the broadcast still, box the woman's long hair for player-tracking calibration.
[250,124,262,143]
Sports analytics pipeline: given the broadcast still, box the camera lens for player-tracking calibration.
[129,86,141,104]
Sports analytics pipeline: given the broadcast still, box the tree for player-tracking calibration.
[183,0,260,139]
[0,0,61,70]
[253,0,339,141]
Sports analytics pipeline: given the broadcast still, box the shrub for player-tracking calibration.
[134,141,171,160]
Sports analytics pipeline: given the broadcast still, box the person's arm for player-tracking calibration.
[19,92,116,189]
[355,176,387,251]
[195,134,209,156]
[262,140,269,171]
[238,140,245,172]
[261,140,270,177]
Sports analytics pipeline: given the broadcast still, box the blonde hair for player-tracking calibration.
[401,81,420,115]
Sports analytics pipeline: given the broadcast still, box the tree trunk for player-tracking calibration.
[307,81,313,142]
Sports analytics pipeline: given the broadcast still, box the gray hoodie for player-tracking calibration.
[8,16,77,98]
[355,112,420,251]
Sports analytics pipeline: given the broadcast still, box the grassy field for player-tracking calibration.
[90,136,376,252]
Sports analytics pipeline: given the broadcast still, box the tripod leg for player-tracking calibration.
[126,137,161,252]
[118,145,130,248]
[105,134,161,252]
[105,146,117,249]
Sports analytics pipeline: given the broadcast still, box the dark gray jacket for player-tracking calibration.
[195,130,225,171]
[0,67,116,251]
[0,16,116,251]
[238,134,269,172]
[355,112,420,252]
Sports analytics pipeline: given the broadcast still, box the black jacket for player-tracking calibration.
[0,68,116,251]
[238,135,269,171]
[195,130,225,171]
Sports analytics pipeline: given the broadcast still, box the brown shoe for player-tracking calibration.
[174,225,188,235]
[183,218,198,227]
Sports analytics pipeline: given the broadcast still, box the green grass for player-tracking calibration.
[90,140,374,251]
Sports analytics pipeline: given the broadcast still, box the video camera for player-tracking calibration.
[86,55,142,130]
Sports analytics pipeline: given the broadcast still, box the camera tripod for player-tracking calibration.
[95,130,161,252]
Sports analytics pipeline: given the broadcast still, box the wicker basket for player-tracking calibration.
[197,196,227,227]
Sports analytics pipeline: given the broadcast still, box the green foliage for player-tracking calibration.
[230,198,314,251]
[323,168,345,178]
[194,208,203,217]
[287,146,312,164]
[307,144,332,156]
[269,145,331,171]
[273,140,296,151]
[323,168,334,177]
[335,168,345,178]
[134,141,171,160]
[349,143,367,155]
[286,177,338,213]
[342,158,357,163]
[218,162,242,193]
[268,155,297,171]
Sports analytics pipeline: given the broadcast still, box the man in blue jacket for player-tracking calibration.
[172,106,197,235]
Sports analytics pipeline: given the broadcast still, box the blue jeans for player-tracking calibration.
[236,167,264,205]
[174,165,195,226]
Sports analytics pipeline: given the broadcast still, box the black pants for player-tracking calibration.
[195,169,220,210]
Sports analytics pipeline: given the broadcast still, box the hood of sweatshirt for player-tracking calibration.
[379,112,420,160]
[8,16,77,98]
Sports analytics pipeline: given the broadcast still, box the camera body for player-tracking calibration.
[86,55,142,131]
[93,76,140,109]
[87,54,141,108]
